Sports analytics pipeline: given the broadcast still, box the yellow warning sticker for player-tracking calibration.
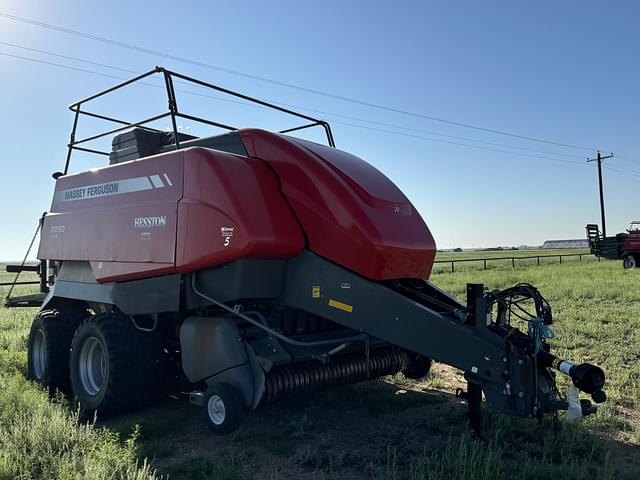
[328,299,353,313]
[312,286,321,298]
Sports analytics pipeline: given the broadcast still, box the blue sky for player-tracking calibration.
[1,1,639,259]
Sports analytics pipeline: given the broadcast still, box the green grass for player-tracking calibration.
[0,274,160,480]
[1,260,639,479]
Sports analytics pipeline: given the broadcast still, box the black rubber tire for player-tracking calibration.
[69,312,164,417]
[402,354,433,380]
[203,383,243,435]
[623,255,636,270]
[27,309,87,393]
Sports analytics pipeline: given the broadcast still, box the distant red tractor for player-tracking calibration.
[586,221,640,269]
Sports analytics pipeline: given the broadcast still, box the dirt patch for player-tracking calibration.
[106,365,638,479]
[109,376,466,479]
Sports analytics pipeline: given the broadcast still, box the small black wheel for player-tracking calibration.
[203,383,243,435]
[27,309,87,393]
[402,354,433,380]
[623,255,636,270]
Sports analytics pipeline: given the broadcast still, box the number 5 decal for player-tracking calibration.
[220,226,234,247]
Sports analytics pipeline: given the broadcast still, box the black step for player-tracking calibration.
[4,293,46,308]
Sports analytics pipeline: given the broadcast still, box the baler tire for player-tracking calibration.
[27,309,87,393]
[402,354,433,380]
[623,255,636,270]
[203,383,243,435]
[69,312,163,418]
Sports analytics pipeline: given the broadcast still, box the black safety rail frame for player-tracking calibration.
[62,66,336,175]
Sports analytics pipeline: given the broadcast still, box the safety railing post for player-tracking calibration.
[64,105,81,175]
[162,70,181,149]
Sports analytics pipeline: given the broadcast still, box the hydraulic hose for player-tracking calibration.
[190,273,368,349]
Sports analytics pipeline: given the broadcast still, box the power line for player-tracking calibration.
[0,40,139,74]
[0,42,595,164]
[0,10,597,151]
[5,49,638,179]
[610,154,640,166]
[0,50,595,168]
[604,164,640,178]
[259,102,589,160]
[0,51,127,81]
[330,120,587,166]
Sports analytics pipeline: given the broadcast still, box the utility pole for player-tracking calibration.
[587,151,614,237]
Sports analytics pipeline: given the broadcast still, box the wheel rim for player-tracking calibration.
[207,394,226,425]
[32,329,47,379]
[78,337,107,396]
[625,257,636,269]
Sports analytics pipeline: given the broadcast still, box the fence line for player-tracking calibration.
[2,253,598,284]
[434,252,597,273]
[0,281,40,286]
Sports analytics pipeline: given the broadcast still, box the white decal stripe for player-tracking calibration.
[53,173,170,203]
[163,173,173,186]
[559,361,574,376]
[123,177,156,193]
[150,175,163,188]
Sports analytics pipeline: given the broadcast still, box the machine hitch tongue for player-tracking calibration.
[458,283,607,432]
[537,351,607,405]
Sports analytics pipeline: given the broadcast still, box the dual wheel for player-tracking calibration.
[27,309,163,417]
[28,308,244,434]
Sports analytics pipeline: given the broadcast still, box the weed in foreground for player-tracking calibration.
[0,373,159,480]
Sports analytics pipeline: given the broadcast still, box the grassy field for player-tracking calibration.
[1,258,639,479]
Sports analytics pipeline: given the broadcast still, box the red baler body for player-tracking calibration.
[624,236,640,254]
[39,129,435,283]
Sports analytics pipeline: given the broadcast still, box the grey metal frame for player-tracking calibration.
[39,250,603,424]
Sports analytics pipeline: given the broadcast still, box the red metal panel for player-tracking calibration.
[38,129,435,284]
[38,151,184,282]
[38,146,304,283]
[175,148,304,272]
[240,130,436,280]
[624,236,640,254]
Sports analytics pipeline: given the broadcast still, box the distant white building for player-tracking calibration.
[542,239,589,249]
